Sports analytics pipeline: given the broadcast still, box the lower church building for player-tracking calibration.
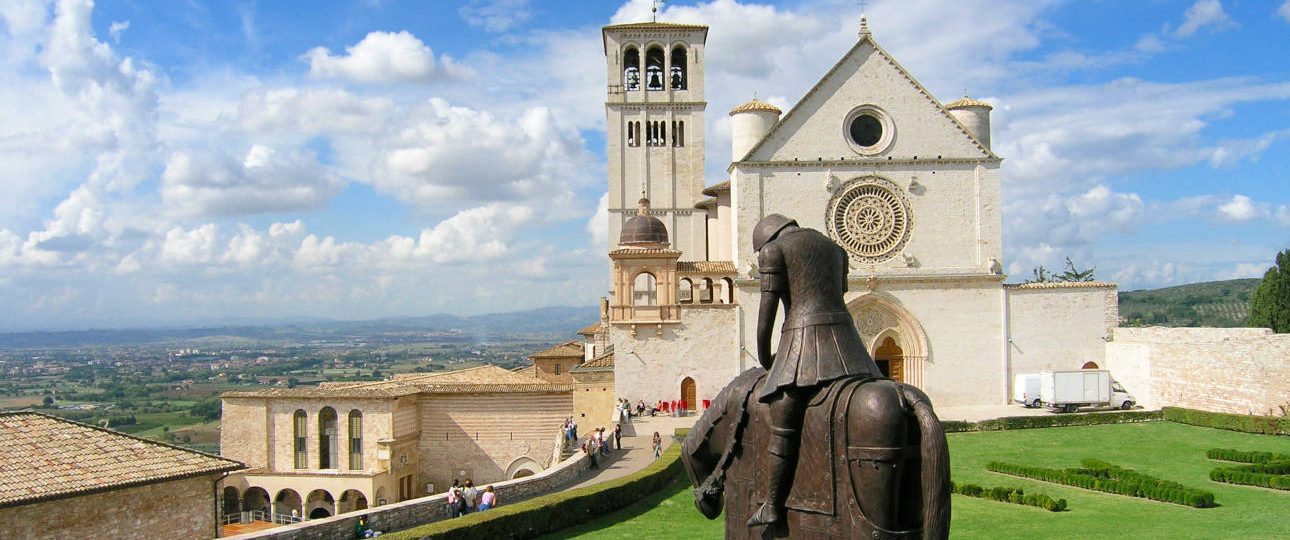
[217,365,572,525]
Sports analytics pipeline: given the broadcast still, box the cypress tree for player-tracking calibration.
[1248,250,1290,333]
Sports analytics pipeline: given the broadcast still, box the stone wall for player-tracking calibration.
[417,391,572,494]
[220,451,591,540]
[1006,283,1118,378]
[572,369,616,424]
[611,305,740,407]
[1106,327,1290,414]
[0,474,218,540]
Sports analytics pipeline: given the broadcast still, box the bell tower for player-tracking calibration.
[602,21,709,264]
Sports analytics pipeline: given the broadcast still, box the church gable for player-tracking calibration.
[744,37,992,163]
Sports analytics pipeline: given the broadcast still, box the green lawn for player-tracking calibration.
[544,422,1290,539]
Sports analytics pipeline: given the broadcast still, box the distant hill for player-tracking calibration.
[1118,278,1260,328]
[0,306,601,349]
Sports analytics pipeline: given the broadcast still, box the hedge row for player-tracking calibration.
[382,434,686,540]
[987,459,1216,508]
[1209,460,1290,491]
[950,481,1067,512]
[1206,448,1290,464]
[940,410,1162,433]
[1163,407,1290,436]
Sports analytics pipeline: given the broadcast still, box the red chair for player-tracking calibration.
[702,399,711,410]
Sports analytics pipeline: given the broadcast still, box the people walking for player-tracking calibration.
[652,431,662,459]
[613,423,623,450]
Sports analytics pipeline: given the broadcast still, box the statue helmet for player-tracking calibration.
[752,214,797,252]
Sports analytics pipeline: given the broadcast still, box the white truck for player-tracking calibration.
[1027,370,1134,413]
[1012,373,1043,408]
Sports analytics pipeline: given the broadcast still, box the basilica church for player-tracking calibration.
[589,17,1118,412]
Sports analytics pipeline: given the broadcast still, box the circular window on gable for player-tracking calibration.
[844,106,894,155]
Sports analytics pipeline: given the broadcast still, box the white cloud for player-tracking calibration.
[108,20,127,43]
[1215,262,1270,280]
[1174,0,1234,38]
[160,145,344,217]
[459,0,531,33]
[588,192,609,250]
[1217,194,1266,222]
[304,31,471,83]
[1280,1,1290,23]
[160,224,219,265]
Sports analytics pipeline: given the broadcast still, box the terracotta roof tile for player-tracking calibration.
[224,365,570,398]
[577,322,606,335]
[573,347,615,371]
[701,181,730,197]
[0,412,243,508]
[945,96,993,110]
[603,22,708,30]
[1004,281,1116,290]
[729,99,782,115]
[678,261,736,274]
[530,340,584,359]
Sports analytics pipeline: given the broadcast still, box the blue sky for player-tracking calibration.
[1,0,1288,330]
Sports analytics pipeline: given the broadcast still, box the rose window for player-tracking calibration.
[827,178,912,263]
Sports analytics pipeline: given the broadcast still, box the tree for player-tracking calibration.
[42,396,54,407]
[1248,249,1290,333]
[1026,257,1096,284]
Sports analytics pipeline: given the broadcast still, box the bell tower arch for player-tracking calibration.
[602,21,709,264]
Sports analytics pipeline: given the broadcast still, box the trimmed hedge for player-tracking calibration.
[940,410,1162,433]
[382,434,685,540]
[950,481,1067,511]
[1206,448,1290,464]
[1163,407,1290,436]
[987,459,1216,508]
[1209,460,1290,491]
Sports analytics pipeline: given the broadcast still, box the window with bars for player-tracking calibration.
[348,410,363,470]
[293,410,307,469]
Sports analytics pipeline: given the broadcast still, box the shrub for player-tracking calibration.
[1206,448,1290,464]
[987,459,1215,508]
[942,410,1162,432]
[949,480,1066,512]
[1163,407,1290,436]
[1209,460,1290,491]
[382,433,686,540]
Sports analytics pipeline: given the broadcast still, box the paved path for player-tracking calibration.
[565,414,697,489]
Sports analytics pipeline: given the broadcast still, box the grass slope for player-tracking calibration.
[545,422,1290,539]
[1118,278,1260,327]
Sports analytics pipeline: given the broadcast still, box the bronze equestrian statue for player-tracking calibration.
[682,214,950,539]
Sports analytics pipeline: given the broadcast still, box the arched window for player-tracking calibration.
[293,410,307,469]
[678,278,693,304]
[645,47,665,91]
[319,407,338,469]
[627,121,637,147]
[633,122,641,147]
[670,46,687,90]
[348,410,363,470]
[676,121,685,147]
[633,272,658,306]
[722,277,735,303]
[699,278,714,304]
[658,121,666,146]
[623,47,641,91]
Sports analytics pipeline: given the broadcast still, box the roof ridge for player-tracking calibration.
[4,410,242,466]
[734,33,996,165]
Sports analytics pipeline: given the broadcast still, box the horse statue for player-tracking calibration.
[681,368,950,539]
[680,213,950,539]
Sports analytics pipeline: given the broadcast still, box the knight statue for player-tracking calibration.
[748,214,882,526]
[681,214,951,539]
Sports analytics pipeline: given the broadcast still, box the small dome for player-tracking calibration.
[945,96,993,110]
[620,198,669,247]
[729,99,782,116]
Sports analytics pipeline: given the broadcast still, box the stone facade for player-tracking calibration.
[572,367,616,423]
[598,19,1121,410]
[1106,327,1290,414]
[0,475,218,540]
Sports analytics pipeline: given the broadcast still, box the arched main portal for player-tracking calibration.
[848,293,930,388]
[680,377,697,411]
[873,336,904,382]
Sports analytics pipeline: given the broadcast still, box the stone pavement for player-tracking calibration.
[565,413,698,489]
